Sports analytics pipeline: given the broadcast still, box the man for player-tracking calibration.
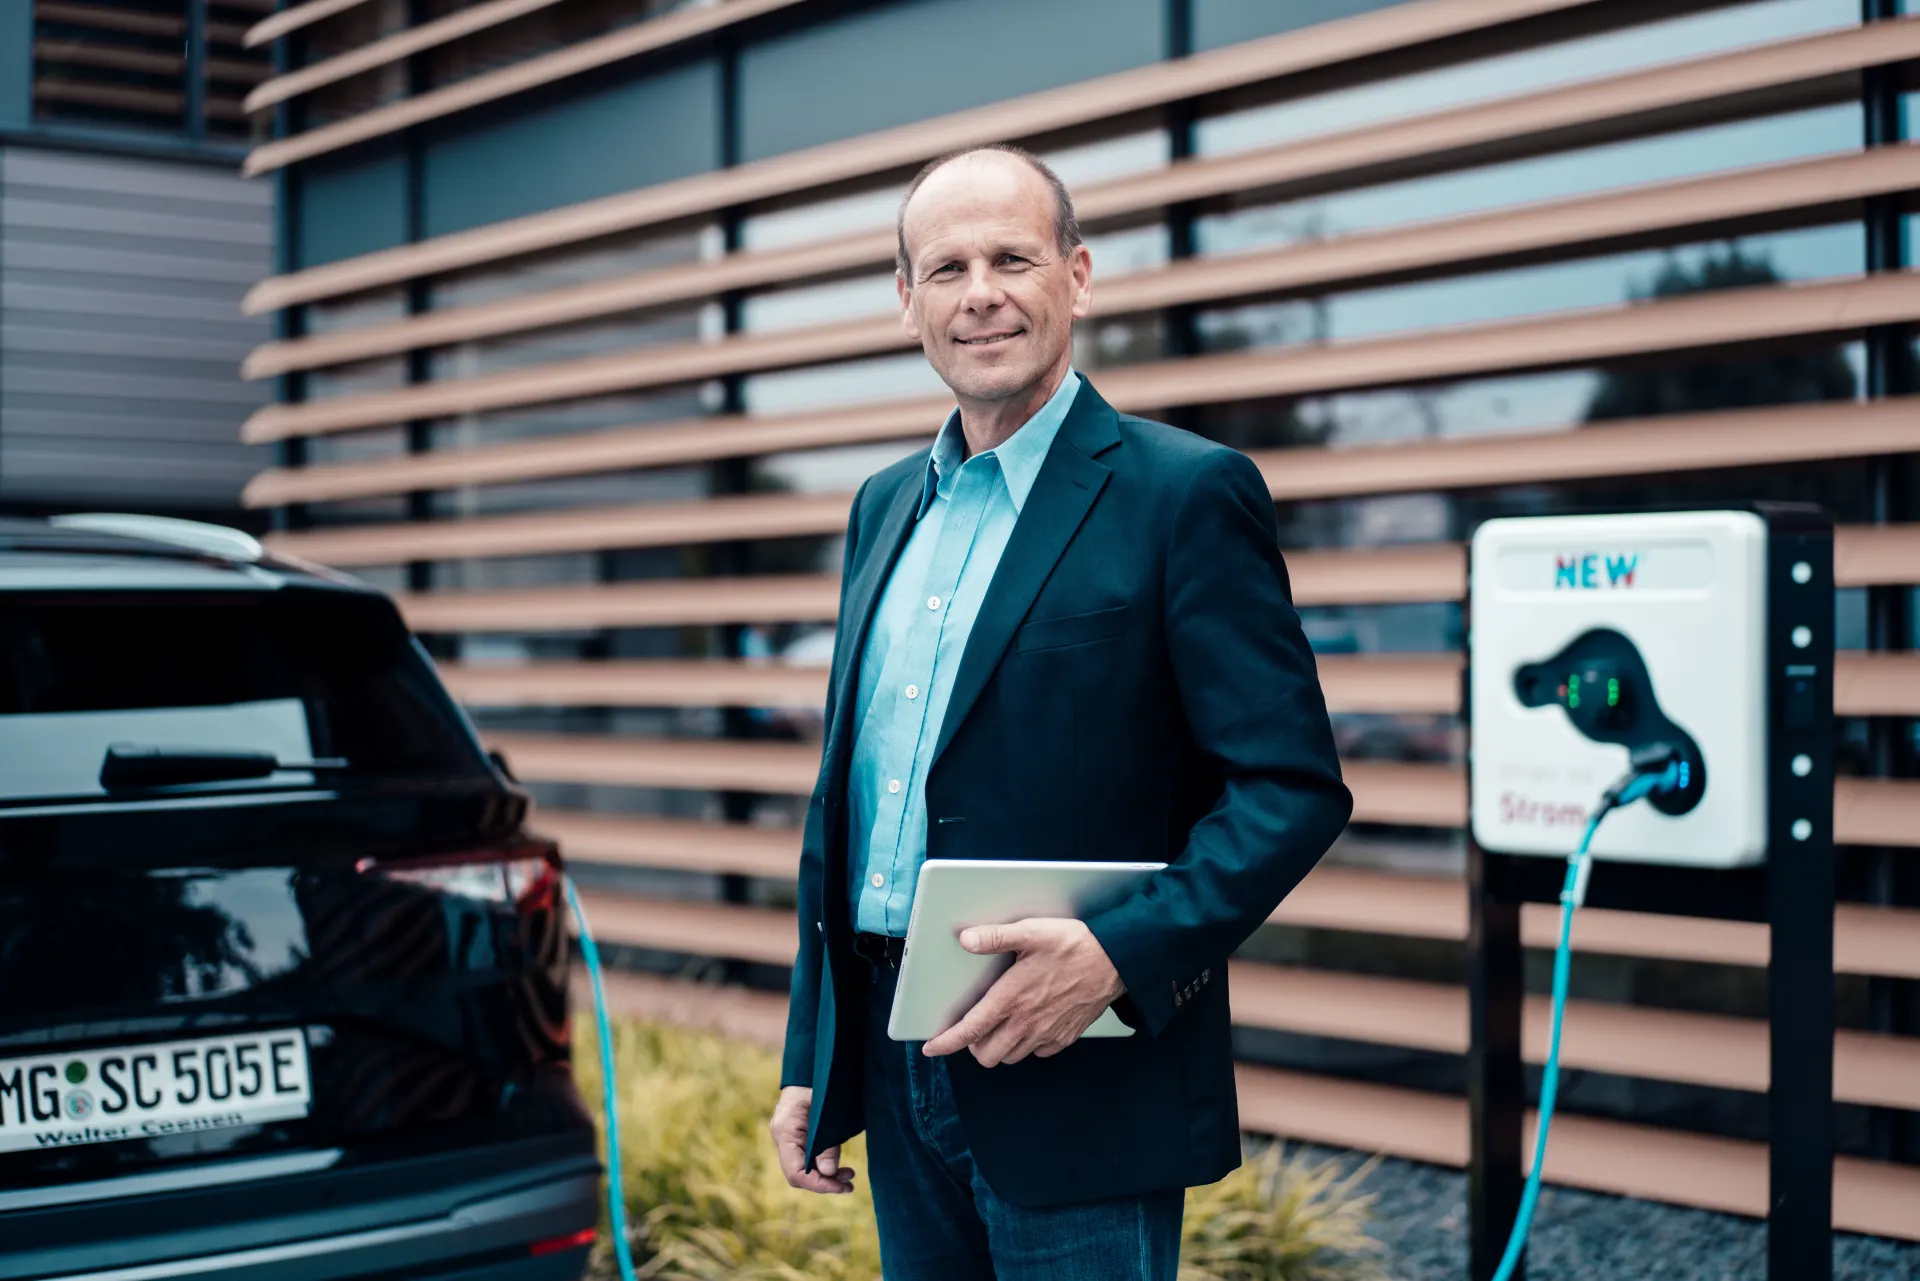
[768,144,1351,1279]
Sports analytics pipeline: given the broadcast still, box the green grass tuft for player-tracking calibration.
[574,1011,1385,1281]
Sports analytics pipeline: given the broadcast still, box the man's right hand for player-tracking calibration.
[771,1085,855,1194]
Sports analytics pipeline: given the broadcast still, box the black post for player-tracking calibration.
[1764,518,1836,1281]
[1859,0,1920,1166]
[1467,840,1526,1281]
[183,0,205,144]
[712,37,753,954]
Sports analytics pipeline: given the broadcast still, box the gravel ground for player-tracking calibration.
[1288,1144,1920,1280]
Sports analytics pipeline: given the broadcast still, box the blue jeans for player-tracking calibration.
[860,960,1184,1280]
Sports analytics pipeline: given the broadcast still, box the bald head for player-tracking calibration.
[896,145,1081,279]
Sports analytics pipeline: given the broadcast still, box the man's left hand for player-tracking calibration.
[920,918,1126,1067]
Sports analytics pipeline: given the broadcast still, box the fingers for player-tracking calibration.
[770,1091,855,1195]
[959,918,1038,954]
[922,989,1006,1057]
[776,1132,855,1194]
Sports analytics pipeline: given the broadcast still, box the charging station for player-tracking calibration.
[1464,506,1835,1281]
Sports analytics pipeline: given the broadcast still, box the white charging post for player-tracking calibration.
[1463,506,1835,1281]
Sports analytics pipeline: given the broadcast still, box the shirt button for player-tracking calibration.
[871,873,885,888]
[904,684,919,699]
[888,779,902,794]
[927,596,941,610]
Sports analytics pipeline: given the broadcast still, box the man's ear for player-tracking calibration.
[897,269,922,341]
[1069,243,1094,320]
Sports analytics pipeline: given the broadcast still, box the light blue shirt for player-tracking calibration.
[848,369,1082,935]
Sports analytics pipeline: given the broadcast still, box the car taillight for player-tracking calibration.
[527,1226,596,1257]
[356,842,560,911]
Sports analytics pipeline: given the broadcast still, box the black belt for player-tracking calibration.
[852,931,906,968]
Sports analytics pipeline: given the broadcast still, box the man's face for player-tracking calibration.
[896,155,1093,408]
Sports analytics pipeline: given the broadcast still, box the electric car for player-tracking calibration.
[0,516,599,1281]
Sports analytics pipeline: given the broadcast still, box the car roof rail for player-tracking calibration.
[49,513,265,563]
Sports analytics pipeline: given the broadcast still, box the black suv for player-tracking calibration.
[0,516,598,1280]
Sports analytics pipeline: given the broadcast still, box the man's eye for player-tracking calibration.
[1000,255,1030,267]
[932,263,961,275]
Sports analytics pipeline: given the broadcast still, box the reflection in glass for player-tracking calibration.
[1196,224,1863,359]
[1196,106,1861,259]
[1196,0,1856,160]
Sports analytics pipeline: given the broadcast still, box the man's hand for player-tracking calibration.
[921,918,1126,1067]
[770,1085,855,1194]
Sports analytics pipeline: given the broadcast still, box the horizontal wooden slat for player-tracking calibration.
[546,815,1920,978]
[575,888,797,968]
[440,651,1920,718]
[491,732,1920,850]
[244,0,567,112]
[242,248,1920,442]
[444,653,1463,715]
[1343,758,1470,827]
[486,729,822,794]
[580,967,791,1046]
[1836,652,1920,716]
[240,129,1920,385]
[396,574,843,633]
[238,0,1726,297]
[270,490,853,565]
[245,397,944,505]
[37,2,182,37]
[34,39,182,75]
[444,658,830,709]
[244,0,372,47]
[1253,397,1920,503]
[538,810,801,880]
[573,884,1920,1111]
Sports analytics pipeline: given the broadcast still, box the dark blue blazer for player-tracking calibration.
[780,378,1352,1208]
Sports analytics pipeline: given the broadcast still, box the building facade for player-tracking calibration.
[245,0,1920,1236]
[0,0,274,516]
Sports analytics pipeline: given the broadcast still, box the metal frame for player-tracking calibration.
[1466,505,1837,1280]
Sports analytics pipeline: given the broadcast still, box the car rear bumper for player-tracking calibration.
[2,1140,600,1281]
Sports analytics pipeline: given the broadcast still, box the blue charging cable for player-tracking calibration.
[565,878,641,1281]
[1490,755,1685,1281]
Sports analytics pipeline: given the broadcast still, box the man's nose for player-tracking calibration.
[960,261,1004,310]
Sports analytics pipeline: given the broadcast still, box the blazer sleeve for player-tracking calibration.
[1084,447,1352,1038]
[779,478,868,1089]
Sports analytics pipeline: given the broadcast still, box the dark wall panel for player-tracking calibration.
[422,60,720,238]
[0,147,272,511]
[294,146,408,269]
[737,0,1164,164]
[1192,0,1407,53]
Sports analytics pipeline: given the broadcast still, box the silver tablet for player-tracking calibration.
[886,858,1166,1042]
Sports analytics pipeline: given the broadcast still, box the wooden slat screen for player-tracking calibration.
[252,0,1920,1233]
[34,0,269,140]
[238,0,1776,287]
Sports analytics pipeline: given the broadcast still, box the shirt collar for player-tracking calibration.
[918,368,1082,519]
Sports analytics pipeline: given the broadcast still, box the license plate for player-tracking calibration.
[0,1030,311,1154]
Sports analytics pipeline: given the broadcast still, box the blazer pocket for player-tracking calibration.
[1016,604,1130,653]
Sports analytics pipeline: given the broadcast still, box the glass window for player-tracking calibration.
[1195,106,1862,259]
[1195,223,1865,360]
[1191,0,1404,54]
[1197,0,1857,160]
[420,58,719,237]
[0,588,484,804]
[735,0,1162,163]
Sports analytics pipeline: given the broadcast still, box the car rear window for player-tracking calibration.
[0,587,486,804]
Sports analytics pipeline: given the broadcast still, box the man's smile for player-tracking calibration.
[954,329,1025,346]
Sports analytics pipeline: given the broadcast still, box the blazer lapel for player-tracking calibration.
[822,466,923,777]
[932,381,1122,764]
